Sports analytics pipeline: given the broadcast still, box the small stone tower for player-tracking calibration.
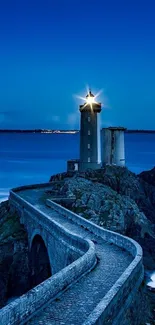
[79,90,102,172]
[101,127,126,167]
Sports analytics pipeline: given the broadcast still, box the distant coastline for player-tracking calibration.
[0,129,79,134]
[125,130,155,133]
[0,129,155,134]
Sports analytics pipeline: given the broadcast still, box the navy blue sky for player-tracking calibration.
[0,0,155,129]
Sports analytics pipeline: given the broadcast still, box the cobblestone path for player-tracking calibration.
[18,187,133,325]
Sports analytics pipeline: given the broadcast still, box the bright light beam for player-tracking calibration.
[75,88,103,111]
[94,89,103,100]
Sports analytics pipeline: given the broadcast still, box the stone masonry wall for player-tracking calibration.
[47,199,144,325]
[0,189,96,325]
[9,192,89,274]
[0,183,143,325]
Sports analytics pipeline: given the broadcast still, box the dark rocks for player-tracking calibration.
[0,201,30,308]
[0,255,11,307]
[139,166,155,186]
[7,244,30,297]
[49,167,155,323]
[50,171,75,182]
[49,166,155,271]
[122,282,154,325]
[84,166,155,225]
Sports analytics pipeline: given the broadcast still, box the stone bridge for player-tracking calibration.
[0,182,144,325]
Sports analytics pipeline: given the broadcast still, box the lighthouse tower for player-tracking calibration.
[79,90,102,172]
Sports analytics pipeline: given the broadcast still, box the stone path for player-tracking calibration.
[18,187,133,325]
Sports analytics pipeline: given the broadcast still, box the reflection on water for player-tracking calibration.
[0,197,8,203]
[0,188,9,202]
[147,271,155,289]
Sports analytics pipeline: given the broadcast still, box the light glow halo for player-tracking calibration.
[76,88,102,110]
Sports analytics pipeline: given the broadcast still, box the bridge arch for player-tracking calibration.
[29,233,52,288]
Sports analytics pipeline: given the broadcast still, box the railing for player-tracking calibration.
[10,191,89,254]
[0,183,144,325]
[0,190,96,325]
[47,199,144,325]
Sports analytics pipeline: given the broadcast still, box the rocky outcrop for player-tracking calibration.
[139,166,155,186]
[49,167,155,323]
[121,282,154,325]
[49,166,155,271]
[0,201,30,307]
[50,166,155,224]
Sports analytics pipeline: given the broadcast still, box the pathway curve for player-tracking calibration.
[17,187,133,325]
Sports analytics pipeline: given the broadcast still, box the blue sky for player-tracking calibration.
[0,0,155,129]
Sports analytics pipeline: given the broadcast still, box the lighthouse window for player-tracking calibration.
[88,144,90,149]
[88,130,90,135]
[88,157,90,162]
[88,116,91,122]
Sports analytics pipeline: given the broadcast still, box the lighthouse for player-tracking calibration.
[67,89,126,173]
[79,90,102,172]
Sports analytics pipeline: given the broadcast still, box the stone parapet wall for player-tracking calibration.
[11,181,61,192]
[47,199,144,325]
[0,246,96,325]
[0,190,96,325]
[46,199,142,257]
[83,262,143,325]
[0,183,143,325]
[10,192,88,259]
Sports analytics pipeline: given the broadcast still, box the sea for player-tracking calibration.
[0,132,155,202]
[0,132,155,287]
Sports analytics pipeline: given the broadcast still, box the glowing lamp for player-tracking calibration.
[79,88,101,112]
[86,90,95,105]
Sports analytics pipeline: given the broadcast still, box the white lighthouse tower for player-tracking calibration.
[79,90,102,172]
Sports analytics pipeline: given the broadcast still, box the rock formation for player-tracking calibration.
[139,166,155,186]
[0,201,30,307]
[49,166,155,323]
[50,166,155,270]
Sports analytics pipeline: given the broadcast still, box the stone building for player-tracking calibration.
[101,127,126,167]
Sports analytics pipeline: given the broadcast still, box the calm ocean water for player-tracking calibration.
[0,132,155,202]
[1,132,155,286]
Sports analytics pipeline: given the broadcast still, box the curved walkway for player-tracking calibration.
[17,187,133,325]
